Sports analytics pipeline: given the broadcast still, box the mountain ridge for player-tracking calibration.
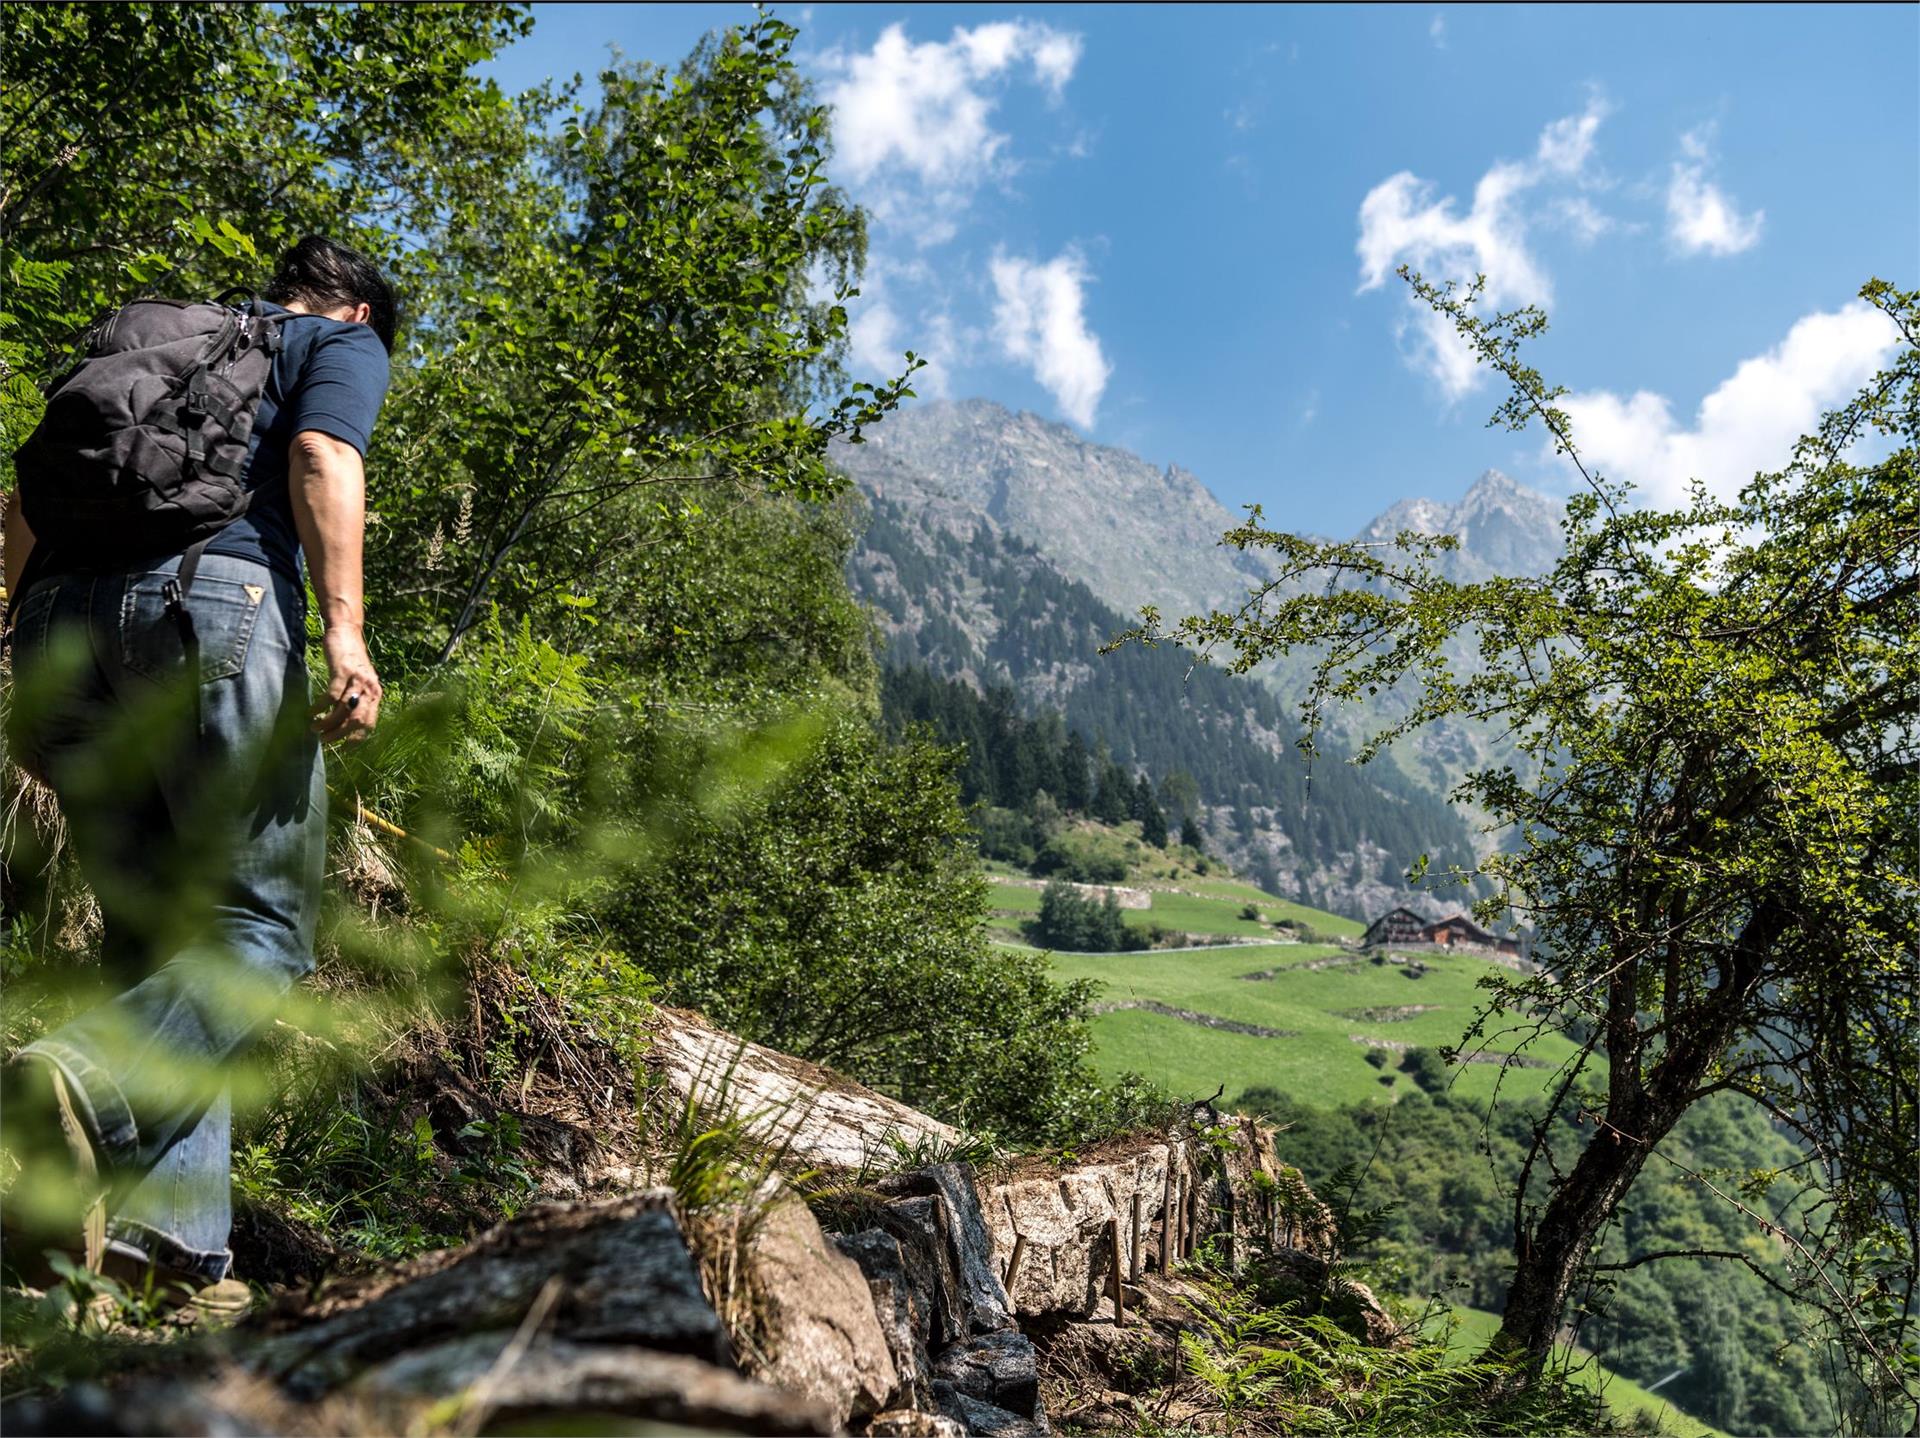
[836,399,1568,913]
[838,398,1566,618]
[837,398,1277,626]
[837,399,1566,802]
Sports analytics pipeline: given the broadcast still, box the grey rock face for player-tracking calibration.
[1356,469,1564,580]
[917,1163,1017,1335]
[875,1193,970,1351]
[837,1229,936,1411]
[836,399,1274,624]
[933,1327,1042,1419]
[843,404,1564,631]
[356,1334,837,1435]
[253,1192,730,1399]
[935,1381,1053,1438]
[984,1147,1173,1319]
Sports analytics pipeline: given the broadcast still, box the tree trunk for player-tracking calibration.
[1490,1091,1685,1368]
[1492,912,1777,1373]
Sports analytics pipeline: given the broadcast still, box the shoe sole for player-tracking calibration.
[44,1065,107,1274]
[0,1059,107,1283]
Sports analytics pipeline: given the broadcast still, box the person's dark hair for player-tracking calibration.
[262,235,397,353]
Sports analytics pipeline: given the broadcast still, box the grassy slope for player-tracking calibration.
[986,875,1363,942]
[1039,935,1579,1109]
[1006,859,1719,1438]
[1440,1306,1728,1438]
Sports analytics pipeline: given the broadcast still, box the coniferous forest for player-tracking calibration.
[861,502,1474,910]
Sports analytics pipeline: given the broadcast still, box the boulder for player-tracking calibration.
[1251,1247,1401,1347]
[932,1327,1041,1420]
[749,1196,899,1429]
[251,1191,730,1399]
[874,1194,968,1351]
[1039,1319,1173,1394]
[878,1163,1013,1336]
[983,1145,1173,1320]
[935,1381,1051,1438]
[835,1229,934,1411]
[356,1333,836,1435]
[649,1006,964,1171]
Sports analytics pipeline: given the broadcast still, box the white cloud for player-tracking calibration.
[1551,195,1614,244]
[1535,100,1607,175]
[989,248,1111,428]
[1429,12,1447,49]
[1666,125,1763,257]
[843,257,963,398]
[1558,302,1897,508]
[1355,96,1611,396]
[817,19,1082,243]
[847,297,902,379]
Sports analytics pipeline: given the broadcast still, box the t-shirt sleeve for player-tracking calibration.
[283,323,390,454]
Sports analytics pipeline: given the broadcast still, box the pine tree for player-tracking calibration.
[1093,756,1132,824]
[1137,776,1169,847]
[1180,813,1205,851]
[1058,730,1092,811]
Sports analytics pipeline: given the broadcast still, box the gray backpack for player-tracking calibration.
[12,294,282,618]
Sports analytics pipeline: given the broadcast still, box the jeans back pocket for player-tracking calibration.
[121,573,264,685]
[7,581,57,657]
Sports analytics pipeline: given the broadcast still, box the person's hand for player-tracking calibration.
[313,625,382,742]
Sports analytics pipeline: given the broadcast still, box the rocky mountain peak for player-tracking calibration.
[837,400,1273,623]
[1357,469,1562,579]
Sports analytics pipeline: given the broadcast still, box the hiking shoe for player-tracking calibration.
[98,1242,254,1327]
[172,1276,253,1329]
[0,1056,107,1284]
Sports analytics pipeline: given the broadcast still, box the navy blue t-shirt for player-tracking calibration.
[202,304,390,582]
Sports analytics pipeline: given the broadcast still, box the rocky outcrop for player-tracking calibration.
[752,1197,902,1428]
[648,1005,964,1171]
[834,1163,1046,1437]
[252,1190,733,1396]
[3,1015,1373,1438]
[981,1114,1337,1325]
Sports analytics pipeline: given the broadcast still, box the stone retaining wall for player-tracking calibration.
[2,1012,1348,1438]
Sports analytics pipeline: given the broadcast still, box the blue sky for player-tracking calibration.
[486,4,1919,534]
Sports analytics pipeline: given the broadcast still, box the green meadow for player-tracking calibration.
[986,872,1365,943]
[993,875,1569,1109]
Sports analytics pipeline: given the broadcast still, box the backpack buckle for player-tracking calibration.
[162,576,183,614]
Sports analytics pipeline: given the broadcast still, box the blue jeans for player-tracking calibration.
[6,551,324,1284]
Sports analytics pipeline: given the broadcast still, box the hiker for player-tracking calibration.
[0,235,393,1313]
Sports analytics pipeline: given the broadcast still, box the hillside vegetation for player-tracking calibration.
[863,508,1476,918]
[1026,859,1844,1435]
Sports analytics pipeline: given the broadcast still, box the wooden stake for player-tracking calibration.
[1108,1217,1127,1325]
[1159,1167,1175,1267]
[1158,1153,1176,1273]
[1185,1175,1199,1258]
[1003,1233,1027,1293]
[1129,1189,1144,1282]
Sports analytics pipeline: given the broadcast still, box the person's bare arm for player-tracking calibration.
[3,488,34,602]
[288,429,382,741]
